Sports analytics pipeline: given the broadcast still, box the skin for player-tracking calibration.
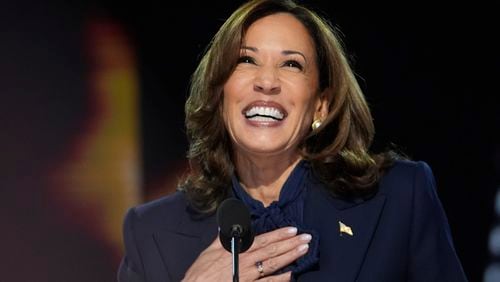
[223,12,328,207]
[183,227,312,282]
[183,13,328,281]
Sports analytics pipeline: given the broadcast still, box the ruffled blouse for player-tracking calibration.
[231,160,319,275]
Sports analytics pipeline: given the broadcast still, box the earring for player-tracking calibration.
[311,119,322,130]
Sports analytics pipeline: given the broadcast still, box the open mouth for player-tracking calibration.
[244,106,284,121]
[242,102,288,123]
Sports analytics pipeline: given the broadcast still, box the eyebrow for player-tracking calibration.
[241,46,307,62]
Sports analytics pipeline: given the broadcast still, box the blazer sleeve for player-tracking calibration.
[117,208,146,282]
[407,162,468,281]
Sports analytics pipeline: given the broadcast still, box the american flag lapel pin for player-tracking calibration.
[339,221,353,236]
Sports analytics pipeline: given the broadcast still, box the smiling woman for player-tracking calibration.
[118,0,468,281]
[223,13,327,188]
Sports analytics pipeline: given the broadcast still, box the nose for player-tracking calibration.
[253,66,281,95]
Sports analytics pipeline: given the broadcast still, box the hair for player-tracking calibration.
[179,0,399,213]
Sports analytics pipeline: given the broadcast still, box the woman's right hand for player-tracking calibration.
[182,226,311,282]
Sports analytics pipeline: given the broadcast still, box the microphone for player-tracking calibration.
[217,198,255,282]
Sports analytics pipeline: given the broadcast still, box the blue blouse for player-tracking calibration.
[231,160,320,275]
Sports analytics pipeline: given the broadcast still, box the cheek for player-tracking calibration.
[223,78,238,105]
[222,93,236,118]
[296,89,318,113]
[223,77,249,113]
[221,97,236,129]
[221,90,240,126]
[298,96,320,128]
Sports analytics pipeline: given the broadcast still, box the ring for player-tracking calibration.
[256,261,264,277]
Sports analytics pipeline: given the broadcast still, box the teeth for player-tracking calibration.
[245,106,284,120]
[248,116,276,122]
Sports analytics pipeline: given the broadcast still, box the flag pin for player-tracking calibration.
[339,221,353,236]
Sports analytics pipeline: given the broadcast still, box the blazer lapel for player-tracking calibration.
[173,208,219,246]
[303,185,386,282]
[154,208,218,281]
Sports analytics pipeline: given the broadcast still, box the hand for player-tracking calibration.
[182,226,312,282]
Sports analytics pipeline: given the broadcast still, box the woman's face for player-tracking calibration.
[222,13,326,160]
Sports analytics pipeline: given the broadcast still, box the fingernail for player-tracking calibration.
[297,244,309,253]
[286,227,298,235]
[299,233,312,242]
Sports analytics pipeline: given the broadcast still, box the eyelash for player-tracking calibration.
[237,56,304,71]
[237,56,255,64]
[283,60,303,70]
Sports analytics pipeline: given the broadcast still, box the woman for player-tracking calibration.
[118,0,468,281]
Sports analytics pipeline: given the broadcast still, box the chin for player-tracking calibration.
[240,142,292,156]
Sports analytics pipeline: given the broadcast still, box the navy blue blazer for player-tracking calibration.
[117,160,468,281]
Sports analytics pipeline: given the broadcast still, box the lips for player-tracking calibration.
[242,101,288,122]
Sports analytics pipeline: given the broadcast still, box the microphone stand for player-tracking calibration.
[230,226,242,282]
[216,198,254,282]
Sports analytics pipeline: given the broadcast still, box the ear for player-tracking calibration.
[313,92,329,121]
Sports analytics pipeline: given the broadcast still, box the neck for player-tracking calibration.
[234,153,302,207]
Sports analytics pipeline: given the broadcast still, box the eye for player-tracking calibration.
[237,56,256,65]
[282,60,303,71]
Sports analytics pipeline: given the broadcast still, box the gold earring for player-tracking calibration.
[311,119,322,130]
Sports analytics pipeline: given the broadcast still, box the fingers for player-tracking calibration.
[239,228,311,280]
[260,241,309,274]
[245,233,312,267]
[248,240,308,279]
[203,227,310,281]
[248,227,298,252]
[257,271,292,282]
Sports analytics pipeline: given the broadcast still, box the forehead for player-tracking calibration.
[243,13,316,56]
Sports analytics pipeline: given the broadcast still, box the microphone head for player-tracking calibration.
[216,198,254,253]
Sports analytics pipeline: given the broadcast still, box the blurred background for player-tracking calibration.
[1,0,498,281]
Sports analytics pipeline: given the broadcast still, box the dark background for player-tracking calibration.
[1,0,498,281]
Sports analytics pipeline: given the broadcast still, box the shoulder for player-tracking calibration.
[379,159,435,190]
[123,191,190,238]
[377,159,439,203]
[382,159,433,180]
[134,190,188,220]
[380,161,467,280]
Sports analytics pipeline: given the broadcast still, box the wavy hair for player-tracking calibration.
[179,0,397,213]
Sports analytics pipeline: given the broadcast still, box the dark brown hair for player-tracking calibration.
[180,0,397,213]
